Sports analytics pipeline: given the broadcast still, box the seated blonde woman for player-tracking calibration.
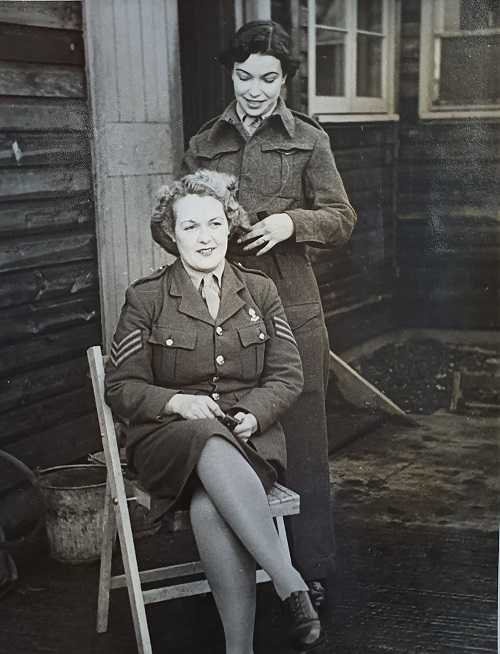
[104,169,322,653]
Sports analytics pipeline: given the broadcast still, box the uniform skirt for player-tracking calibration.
[129,416,278,513]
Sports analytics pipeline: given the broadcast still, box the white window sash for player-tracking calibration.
[308,0,396,116]
[419,0,500,118]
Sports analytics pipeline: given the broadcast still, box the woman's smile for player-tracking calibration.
[197,246,217,257]
[232,53,286,118]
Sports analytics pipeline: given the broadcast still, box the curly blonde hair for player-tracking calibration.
[151,169,250,252]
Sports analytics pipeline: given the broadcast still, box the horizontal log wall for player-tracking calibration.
[273,0,398,352]
[0,2,100,468]
[397,0,500,329]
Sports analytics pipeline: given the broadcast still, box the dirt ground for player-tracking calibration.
[352,337,500,414]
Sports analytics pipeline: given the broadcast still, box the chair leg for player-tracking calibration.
[114,487,153,654]
[275,516,292,564]
[97,479,116,634]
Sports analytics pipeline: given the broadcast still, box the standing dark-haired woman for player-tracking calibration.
[152,19,357,616]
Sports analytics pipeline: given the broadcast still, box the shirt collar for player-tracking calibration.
[235,100,278,126]
[220,97,295,138]
[181,259,226,292]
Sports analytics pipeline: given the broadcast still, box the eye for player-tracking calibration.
[263,75,279,83]
[236,71,251,81]
[183,223,197,231]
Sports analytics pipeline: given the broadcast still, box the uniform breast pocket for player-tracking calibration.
[148,325,197,384]
[237,322,269,380]
[259,144,313,198]
[197,148,241,176]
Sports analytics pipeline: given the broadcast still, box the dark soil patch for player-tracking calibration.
[353,338,500,414]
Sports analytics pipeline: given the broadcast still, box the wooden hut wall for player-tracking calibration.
[0,2,100,469]
[397,0,500,329]
[272,0,398,352]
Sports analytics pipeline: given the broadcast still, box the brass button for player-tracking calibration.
[216,355,225,365]
[212,392,220,401]
[258,332,265,340]
[215,326,223,336]
[212,376,219,383]
[165,338,173,346]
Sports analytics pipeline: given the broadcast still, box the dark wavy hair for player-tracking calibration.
[218,20,300,78]
[151,169,250,252]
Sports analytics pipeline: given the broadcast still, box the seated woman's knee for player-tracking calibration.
[190,486,219,523]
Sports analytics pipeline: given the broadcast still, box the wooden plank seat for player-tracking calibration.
[87,345,300,654]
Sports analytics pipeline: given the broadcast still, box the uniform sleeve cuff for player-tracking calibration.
[143,387,178,422]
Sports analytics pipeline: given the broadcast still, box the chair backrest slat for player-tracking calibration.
[87,346,126,495]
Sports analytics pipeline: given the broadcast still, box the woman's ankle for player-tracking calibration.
[274,567,308,600]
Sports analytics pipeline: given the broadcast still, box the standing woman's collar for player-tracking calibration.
[235,100,278,126]
[271,97,295,138]
[219,98,295,138]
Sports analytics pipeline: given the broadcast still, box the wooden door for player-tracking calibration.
[178,0,236,145]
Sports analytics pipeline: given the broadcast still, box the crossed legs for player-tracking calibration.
[190,436,308,654]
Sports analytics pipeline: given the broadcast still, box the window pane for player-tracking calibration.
[358,0,383,32]
[316,0,346,28]
[443,0,500,31]
[357,34,382,96]
[438,35,500,105]
[316,28,345,95]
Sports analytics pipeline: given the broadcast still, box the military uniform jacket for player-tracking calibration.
[104,259,304,471]
[152,98,356,314]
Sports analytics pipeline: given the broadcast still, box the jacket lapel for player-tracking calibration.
[169,259,214,325]
[217,263,246,325]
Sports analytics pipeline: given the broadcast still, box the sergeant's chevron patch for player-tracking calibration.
[273,316,297,345]
[111,329,142,367]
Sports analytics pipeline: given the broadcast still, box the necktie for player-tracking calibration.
[200,275,220,319]
[242,114,262,136]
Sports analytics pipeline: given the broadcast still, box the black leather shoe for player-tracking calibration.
[308,580,327,611]
[285,590,323,650]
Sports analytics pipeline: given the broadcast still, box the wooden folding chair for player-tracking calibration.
[87,345,300,654]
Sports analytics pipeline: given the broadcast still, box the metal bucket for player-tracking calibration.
[37,464,106,564]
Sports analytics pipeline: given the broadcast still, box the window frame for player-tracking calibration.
[419,0,500,119]
[307,0,398,121]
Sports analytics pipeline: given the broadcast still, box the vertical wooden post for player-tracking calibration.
[83,0,183,347]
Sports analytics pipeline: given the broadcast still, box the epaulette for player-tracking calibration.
[290,109,325,132]
[232,260,271,280]
[131,265,170,287]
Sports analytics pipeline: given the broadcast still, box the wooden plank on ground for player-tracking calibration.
[329,350,417,425]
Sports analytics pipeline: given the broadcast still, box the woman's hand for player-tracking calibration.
[166,394,225,420]
[238,213,294,255]
[232,411,258,441]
